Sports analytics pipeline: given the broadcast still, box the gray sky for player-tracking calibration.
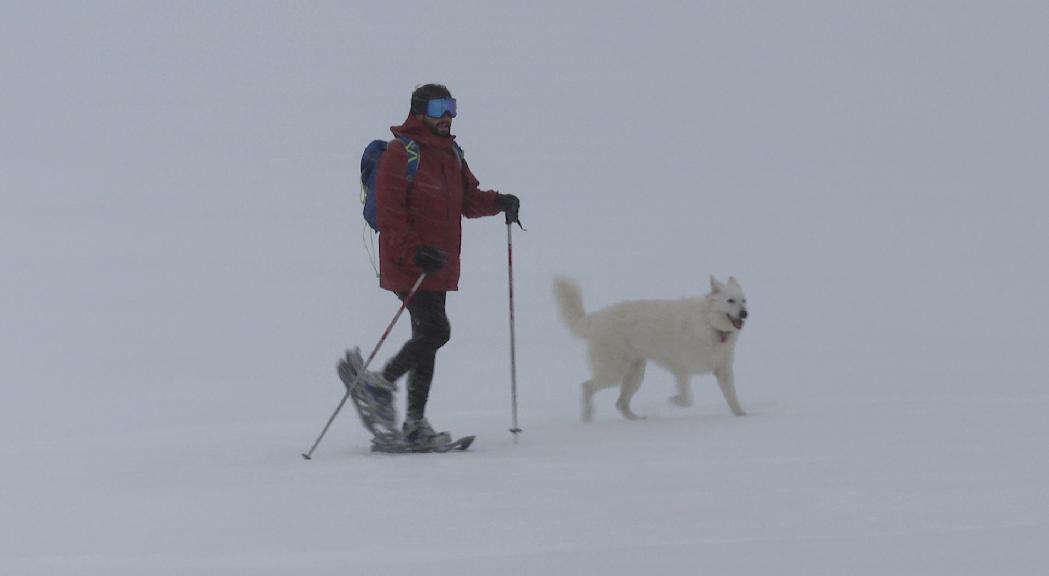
[3,1,1047,440]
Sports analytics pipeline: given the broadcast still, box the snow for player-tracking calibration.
[6,396,1049,574]
[3,2,1049,574]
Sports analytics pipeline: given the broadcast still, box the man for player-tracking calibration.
[360,83,520,446]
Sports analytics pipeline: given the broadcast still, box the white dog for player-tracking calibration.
[554,275,749,422]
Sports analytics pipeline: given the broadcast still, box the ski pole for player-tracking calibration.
[506,215,522,442]
[302,272,427,460]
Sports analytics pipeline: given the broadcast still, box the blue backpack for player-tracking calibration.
[359,136,464,232]
[360,135,419,232]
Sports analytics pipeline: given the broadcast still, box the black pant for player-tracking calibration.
[381,291,450,421]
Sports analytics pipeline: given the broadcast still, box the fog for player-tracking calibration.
[3,2,1047,573]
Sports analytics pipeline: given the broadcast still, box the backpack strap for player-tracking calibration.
[394,135,420,182]
[395,135,462,173]
[393,135,463,182]
[452,142,464,168]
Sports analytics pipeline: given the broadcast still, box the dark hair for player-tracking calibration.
[410,83,453,115]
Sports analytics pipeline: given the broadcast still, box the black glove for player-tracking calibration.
[413,245,446,274]
[495,193,520,225]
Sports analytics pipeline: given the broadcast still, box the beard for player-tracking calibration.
[430,120,452,136]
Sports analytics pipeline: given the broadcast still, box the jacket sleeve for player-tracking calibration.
[375,140,421,265]
[460,160,502,219]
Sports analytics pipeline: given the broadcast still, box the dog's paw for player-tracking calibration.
[616,399,644,420]
[619,408,645,421]
[668,395,692,407]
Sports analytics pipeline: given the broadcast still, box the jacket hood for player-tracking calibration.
[391,115,457,148]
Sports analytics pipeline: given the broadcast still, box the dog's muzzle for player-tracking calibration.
[729,309,747,330]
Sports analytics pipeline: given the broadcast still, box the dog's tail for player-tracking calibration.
[553,276,589,338]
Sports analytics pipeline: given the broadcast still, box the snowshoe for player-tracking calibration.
[337,348,397,436]
[402,417,452,447]
[371,432,475,454]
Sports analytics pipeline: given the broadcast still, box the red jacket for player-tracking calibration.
[375,115,502,292]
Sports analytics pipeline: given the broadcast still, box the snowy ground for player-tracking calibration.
[4,2,1048,574]
[5,387,1048,575]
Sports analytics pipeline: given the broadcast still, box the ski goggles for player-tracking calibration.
[425,98,457,118]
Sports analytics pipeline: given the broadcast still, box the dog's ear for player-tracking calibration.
[728,276,740,288]
[710,275,723,294]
